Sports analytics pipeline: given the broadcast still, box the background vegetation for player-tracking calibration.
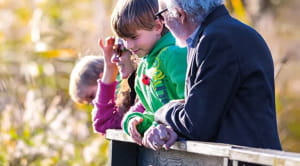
[0,0,299,165]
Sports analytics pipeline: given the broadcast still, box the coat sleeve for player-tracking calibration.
[122,100,157,136]
[155,32,240,140]
[92,80,123,134]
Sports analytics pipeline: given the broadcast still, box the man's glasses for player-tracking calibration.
[154,8,168,21]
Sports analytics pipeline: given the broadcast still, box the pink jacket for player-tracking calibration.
[92,80,145,134]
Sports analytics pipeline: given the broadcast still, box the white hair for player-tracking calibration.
[166,0,224,22]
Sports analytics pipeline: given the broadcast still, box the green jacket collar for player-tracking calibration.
[144,32,175,60]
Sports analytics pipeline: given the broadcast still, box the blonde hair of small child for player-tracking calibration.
[69,55,104,104]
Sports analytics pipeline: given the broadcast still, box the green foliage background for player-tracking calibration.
[0,0,300,165]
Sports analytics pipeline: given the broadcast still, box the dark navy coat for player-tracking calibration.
[155,5,282,150]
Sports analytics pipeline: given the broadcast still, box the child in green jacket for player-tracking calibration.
[111,0,187,145]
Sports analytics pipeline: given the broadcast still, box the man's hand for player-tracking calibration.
[142,124,177,151]
[142,125,166,150]
[128,117,144,145]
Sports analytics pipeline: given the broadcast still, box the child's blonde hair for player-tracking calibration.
[111,0,168,38]
[69,56,104,104]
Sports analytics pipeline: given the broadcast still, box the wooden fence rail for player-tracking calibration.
[106,129,300,166]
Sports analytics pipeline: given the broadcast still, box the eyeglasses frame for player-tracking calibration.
[154,8,168,21]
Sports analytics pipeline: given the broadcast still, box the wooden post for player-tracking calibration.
[108,140,139,166]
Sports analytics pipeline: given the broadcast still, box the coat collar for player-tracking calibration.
[190,5,229,48]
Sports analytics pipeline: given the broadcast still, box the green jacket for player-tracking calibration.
[122,32,187,135]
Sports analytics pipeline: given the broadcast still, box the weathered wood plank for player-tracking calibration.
[106,129,134,143]
[185,141,231,157]
[230,146,300,166]
[138,147,226,166]
[106,129,231,157]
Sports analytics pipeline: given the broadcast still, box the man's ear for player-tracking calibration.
[176,8,186,24]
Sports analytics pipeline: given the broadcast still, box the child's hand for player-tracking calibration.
[98,37,118,83]
[128,117,144,145]
[98,37,117,69]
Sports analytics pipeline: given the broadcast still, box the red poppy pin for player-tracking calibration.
[142,74,151,85]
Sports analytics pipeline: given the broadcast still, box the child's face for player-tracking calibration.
[80,72,102,104]
[82,84,98,104]
[122,28,161,58]
[111,51,136,79]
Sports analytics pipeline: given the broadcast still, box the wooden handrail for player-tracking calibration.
[106,129,300,166]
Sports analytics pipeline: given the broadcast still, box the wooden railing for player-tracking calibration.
[106,129,300,166]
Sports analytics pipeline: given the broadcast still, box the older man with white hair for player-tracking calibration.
[142,0,282,154]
